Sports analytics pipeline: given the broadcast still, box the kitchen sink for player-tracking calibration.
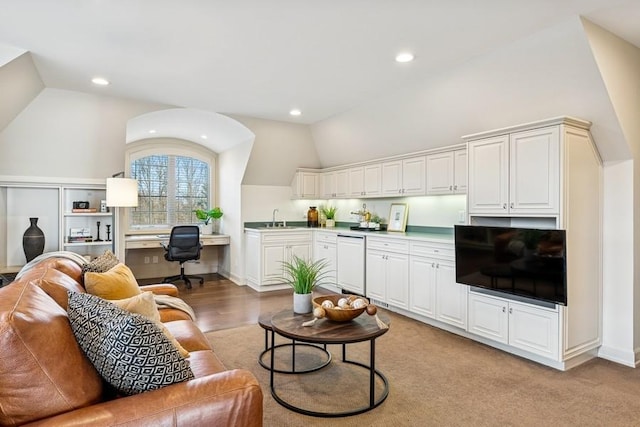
[257,225,304,230]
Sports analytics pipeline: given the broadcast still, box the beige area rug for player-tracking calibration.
[206,311,640,427]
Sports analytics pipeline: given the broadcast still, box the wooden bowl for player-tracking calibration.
[313,294,368,322]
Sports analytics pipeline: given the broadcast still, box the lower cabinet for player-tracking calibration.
[313,231,338,291]
[468,291,559,359]
[245,229,312,290]
[434,260,467,329]
[366,237,409,309]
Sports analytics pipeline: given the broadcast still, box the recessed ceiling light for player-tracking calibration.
[395,52,415,63]
[200,134,208,140]
[289,109,302,116]
[148,129,156,134]
[91,77,110,86]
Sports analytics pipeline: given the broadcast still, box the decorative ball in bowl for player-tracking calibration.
[312,294,375,322]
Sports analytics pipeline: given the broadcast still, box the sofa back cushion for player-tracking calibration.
[0,281,103,426]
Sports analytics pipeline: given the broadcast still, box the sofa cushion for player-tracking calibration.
[81,249,119,274]
[67,291,194,395]
[84,263,141,300]
[0,282,103,426]
[110,292,190,358]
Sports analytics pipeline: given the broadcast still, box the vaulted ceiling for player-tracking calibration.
[1,0,638,125]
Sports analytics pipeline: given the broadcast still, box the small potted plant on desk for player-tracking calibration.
[194,207,223,234]
[281,255,331,314]
[321,206,337,228]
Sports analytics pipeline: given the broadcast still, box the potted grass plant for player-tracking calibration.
[281,255,331,314]
[321,206,337,228]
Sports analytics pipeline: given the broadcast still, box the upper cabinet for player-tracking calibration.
[426,149,467,195]
[348,164,382,198]
[381,156,426,196]
[291,170,320,199]
[467,126,559,215]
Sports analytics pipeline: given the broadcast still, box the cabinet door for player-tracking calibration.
[321,172,336,198]
[314,242,337,285]
[409,256,437,318]
[385,253,409,309]
[245,232,260,285]
[453,149,467,194]
[508,301,559,359]
[381,160,403,196]
[509,126,560,214]
[467,136,509,214]
[363,164,382,197]
[263,244,286,282]
[435,261,467,329]
[288,242,311,262]
[426,152,454,195]
[335,169,349,198]
[468,292,508,344]
[402,156,426,195]
[366,250,386,301]
[348,167,365,197]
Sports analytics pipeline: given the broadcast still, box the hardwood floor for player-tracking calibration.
[139,274,299,333]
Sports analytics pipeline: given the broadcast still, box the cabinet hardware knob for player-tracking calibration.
[449,185,453,190]
[509,308,513,314]
[503,203,507,209]
[434,249,439,252]
[510,202,514,209]
[432,263,435,268]
[436,263,439,268]
[502,307,506,313]
[454,185,457,190]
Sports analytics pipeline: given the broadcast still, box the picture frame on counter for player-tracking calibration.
[387,203,408,232]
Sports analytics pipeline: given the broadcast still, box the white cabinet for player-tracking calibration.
[468,291,559,359]
[291,170,319,199]
[381,156,426,196]
[348,164,382,198]
[434,260,466,329]
[467,126,560,215]
[320,172,336,199]
[409,240,455,319]
[323,169,348,198]
[366,237,409,309]
[313,231,337,291]
[245,229,312,290]
[62,186,112,259]
[426,150,467,195]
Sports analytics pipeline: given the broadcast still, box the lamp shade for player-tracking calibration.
[106,178,139,207]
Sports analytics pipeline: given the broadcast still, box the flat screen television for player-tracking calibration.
[454,225,567,306]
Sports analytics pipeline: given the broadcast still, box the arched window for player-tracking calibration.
[125,139,216,231]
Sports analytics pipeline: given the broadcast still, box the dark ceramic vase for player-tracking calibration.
[23,217,45,262]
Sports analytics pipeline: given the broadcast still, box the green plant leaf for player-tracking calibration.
[279,255,332,294]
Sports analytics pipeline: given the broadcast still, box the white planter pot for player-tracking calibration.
[293,292,313,314]
[325,219,335,228]
[200,222,213,235]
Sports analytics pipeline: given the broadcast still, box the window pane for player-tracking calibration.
[130,154,210,228]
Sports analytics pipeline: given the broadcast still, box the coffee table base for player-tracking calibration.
[270,331,389,418]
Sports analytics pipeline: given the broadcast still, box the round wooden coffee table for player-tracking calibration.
[269,309,390,417]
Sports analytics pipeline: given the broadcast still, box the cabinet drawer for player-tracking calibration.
[262,231,312,243]
[367,237,409,254]
[410,241,454,259]
[126,240,163,249]
[315,231,337,244]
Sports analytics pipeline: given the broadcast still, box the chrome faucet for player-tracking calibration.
[272,208,279,227]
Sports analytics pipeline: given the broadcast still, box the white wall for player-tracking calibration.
[311,17,626,167]
[0,52,43,132]
[0,88,168,180]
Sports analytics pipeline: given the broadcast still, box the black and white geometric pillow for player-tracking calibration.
[67,291,194,395]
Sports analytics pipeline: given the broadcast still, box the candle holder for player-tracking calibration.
[106,224,112,242]
[95,221,103,242]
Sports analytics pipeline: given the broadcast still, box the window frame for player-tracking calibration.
[124,138,217,235]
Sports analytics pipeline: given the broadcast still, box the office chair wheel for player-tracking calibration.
[199,278,204,285]
[184,279,192,289]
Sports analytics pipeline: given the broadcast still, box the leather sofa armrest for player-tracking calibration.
[24,370,263,427]
[139,283,179,297]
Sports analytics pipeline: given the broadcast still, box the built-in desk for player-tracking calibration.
[124,233,230,280]
[125,234,230,249]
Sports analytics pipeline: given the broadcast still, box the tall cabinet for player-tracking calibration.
[464,116,602,370]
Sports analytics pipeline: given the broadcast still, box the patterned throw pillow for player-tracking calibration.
[67,291,194,395]
[81,250,119,274]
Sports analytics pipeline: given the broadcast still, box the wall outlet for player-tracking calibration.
[144,256,150,264]
[458,210,466,223]
[152,256,159,264]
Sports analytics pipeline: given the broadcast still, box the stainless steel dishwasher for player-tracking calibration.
[336,234,365,296]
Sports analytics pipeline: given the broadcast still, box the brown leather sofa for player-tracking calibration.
[0,256,263,426]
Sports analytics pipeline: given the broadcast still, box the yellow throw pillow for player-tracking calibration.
[110,292,190,358]
[84,263,141,300]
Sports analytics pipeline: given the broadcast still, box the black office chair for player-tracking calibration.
[161,225,204,289]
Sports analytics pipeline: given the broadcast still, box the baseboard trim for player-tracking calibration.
[597,345,637,368]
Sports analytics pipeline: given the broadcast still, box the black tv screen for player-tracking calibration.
[454,225,567,305]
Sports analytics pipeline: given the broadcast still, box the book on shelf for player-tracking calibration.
[71,208,98,213]
[68,236,94,243]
